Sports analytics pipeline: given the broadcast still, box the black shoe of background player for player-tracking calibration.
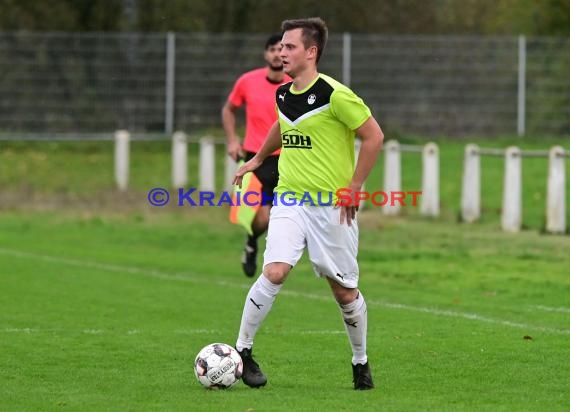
[241,242,257,277]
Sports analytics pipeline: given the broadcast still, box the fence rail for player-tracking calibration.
[111,132,567,234]
[1,32,569,138]
[461,144,567,232]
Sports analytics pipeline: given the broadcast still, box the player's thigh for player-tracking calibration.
[263,204,306,271]
[253,204,270,226]
[305,206,359,288]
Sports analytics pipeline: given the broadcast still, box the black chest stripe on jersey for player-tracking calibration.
[278,104,330,126]
[276,78,334,123]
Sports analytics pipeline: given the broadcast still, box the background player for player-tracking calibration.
[222,34,291,277]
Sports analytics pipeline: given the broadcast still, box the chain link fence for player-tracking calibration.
[0,32,568,139]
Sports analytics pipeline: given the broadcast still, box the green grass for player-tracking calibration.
[0,137,569,410]
[0,207,569,411]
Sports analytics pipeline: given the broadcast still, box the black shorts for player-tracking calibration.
[245,151,279,206]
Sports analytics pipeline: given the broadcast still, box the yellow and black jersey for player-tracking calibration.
[275,73,371,203]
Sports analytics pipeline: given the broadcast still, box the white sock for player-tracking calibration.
[236,274,282,351]
[339,291,368,365]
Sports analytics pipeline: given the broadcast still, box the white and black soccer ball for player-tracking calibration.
[194,343,243,389]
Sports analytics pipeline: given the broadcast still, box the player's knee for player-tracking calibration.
[333,287,359,305]
[263,263,290,284]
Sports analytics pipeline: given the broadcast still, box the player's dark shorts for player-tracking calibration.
[245,151,279,206]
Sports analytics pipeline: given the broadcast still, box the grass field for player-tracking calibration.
[1,137,569,411]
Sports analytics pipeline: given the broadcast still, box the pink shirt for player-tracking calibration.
[228,68,291,154]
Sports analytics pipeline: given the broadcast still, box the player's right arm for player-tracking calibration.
[222,100,243,161]
[233,121,281,188]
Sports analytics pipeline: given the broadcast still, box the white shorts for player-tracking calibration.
[263,204,359,288]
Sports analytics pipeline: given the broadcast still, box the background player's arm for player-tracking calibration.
[233,121,281,188]
[222,100,243,161]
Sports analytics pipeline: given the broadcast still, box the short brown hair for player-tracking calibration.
[281,17,328,63]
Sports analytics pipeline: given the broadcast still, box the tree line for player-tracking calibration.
[1,0,569,36]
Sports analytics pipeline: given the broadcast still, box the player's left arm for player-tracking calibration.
[351,116,384,190]
[341,117,384,225]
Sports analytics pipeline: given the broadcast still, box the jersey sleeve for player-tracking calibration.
[330,87,372,131]
[228,76,246,107]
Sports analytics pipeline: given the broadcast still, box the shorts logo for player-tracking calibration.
[307,94,316,105]
[282,128,312,149]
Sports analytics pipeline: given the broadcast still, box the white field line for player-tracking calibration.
[2,327,345,335]
[530,305,570,314]
[1,247,569,336]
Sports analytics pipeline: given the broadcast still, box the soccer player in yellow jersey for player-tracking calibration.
[233,17,384,390]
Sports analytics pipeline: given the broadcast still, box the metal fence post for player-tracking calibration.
[517,35,526,137]
[342,32,351,87]
[165,32,176,135]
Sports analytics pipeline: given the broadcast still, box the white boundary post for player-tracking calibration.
[461,144,481,223]
[421,142,439,217]
[546,146,566,234]
[199,137,215,191]
[383,140,401,215]
[354,139,365,209]
[224,155,238,192]
[501,146,522,232]
[171,131,187,188]
[114,130,130,191]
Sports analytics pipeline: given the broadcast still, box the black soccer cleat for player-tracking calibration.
[237,347,267,388]
[352,362,374,390]
[241,243,257,277]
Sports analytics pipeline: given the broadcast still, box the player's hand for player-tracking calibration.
[233,157,262,188]
[340,204,358,226]
[339,183,361,226]
[227,139,243,162]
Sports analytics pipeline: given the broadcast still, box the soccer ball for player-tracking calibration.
[194,343,243,389]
